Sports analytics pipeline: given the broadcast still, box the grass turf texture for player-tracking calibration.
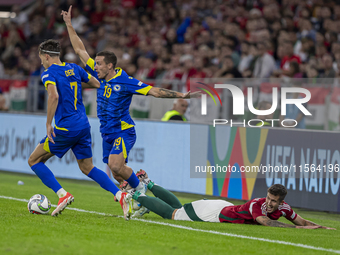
[1,171,340,255]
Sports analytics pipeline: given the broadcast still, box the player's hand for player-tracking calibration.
[46,124,56,144]
[182,91,201,99]
[61,5,72,25]
[296,225,322,229]
[321,226,336,230]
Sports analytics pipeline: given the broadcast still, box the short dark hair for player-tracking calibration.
[39,39,61,57]
[268,184,287,201]
[96,51,117,68]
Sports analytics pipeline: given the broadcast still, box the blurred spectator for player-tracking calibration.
[287,61,302,78]
[253,42,276,78]
[147,58,166,79]
[214,56,242,78]
[238,41,254,73]
[71,7,88,33]
[11,4,28,26]
[320,54,336,78]
[161,99,188,121]
[281,42,301,71]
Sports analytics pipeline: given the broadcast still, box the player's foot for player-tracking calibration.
[51,192,74,217]
[120,181,133,192]
[132,206,150,218]
[136,169,151,185]
[119,192,133,220]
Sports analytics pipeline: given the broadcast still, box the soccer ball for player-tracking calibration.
[27,194,51,214]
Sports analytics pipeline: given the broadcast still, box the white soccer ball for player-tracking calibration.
[132,199,141,210]
[27,194,51,214]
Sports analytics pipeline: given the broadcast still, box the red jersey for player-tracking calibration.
[280,55,301,70]
[219,198,297,224]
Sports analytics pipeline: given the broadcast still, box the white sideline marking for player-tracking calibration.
[2,195,340,254]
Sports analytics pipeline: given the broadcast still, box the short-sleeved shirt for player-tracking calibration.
[85,58,152,134]
[219,197,297,224]
[41,62,91,132]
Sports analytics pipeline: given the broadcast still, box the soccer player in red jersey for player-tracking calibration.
[128,170,335,229]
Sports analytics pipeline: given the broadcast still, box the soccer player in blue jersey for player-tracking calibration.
[62,6,199,199]
[28,39,133,219]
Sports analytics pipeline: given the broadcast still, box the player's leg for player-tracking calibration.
[77,157,121,197]
[109,154,144,190]
[28,135,73,216]
[110,169,124,183]
[132,191,175,219]
[74,128,132,219]
[28,141,69,199]
[137,170,182,209]
[104,129,145,193]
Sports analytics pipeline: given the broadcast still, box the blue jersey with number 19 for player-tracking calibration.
[41,62,92,132]
[85,58,152,134]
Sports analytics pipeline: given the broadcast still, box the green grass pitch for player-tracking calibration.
[1,171,340,255]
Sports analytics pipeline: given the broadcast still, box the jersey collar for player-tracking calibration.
[107,67,122,82]
[52,62,66,66]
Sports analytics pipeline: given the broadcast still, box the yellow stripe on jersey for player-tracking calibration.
[107,67,123,81]
[135,86,152,95]
[122,138,127,159]
[121,120,134,130]
[43,137,51,153]
[52,62,66,66]
[55,125,69,131]
[86,58,95,70]
[44,81,56,89]
[87,73,92,81]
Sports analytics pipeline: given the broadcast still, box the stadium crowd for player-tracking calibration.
[0,0,340,92]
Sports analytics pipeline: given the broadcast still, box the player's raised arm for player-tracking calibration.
[256,216,321,229]
[46,83,58,144]
[291,214,336,230]
[147,87,201,99]
[61,6,90,66]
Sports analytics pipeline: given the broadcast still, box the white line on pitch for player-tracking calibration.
[1,195,339,254]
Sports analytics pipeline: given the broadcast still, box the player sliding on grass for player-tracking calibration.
[61,6,200,214]
[28,40,132,219]
[124,170,335,229]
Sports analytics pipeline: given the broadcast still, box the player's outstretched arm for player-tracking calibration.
[147,87,201,98]
[46,84,59,144]
[82,76,100,89]
[61,6,90,66]
[292,214,336,230]
[256,216,321,229]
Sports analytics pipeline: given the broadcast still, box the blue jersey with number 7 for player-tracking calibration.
[41,62,92,132]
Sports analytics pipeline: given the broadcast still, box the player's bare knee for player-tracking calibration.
[28,155,39,167]
[80,168,91,176]
[109,164,121,174]
[79,164,92,175]
[28,157,34,167]
[78,163,92,176]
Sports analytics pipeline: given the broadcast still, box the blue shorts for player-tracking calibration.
[102,128,136,164]
[40,127,92,159]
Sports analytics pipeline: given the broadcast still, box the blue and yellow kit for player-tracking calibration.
[40,62,93,159]
[85,58,152,163]
[41,63,91,131]
[85,58,152,134]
